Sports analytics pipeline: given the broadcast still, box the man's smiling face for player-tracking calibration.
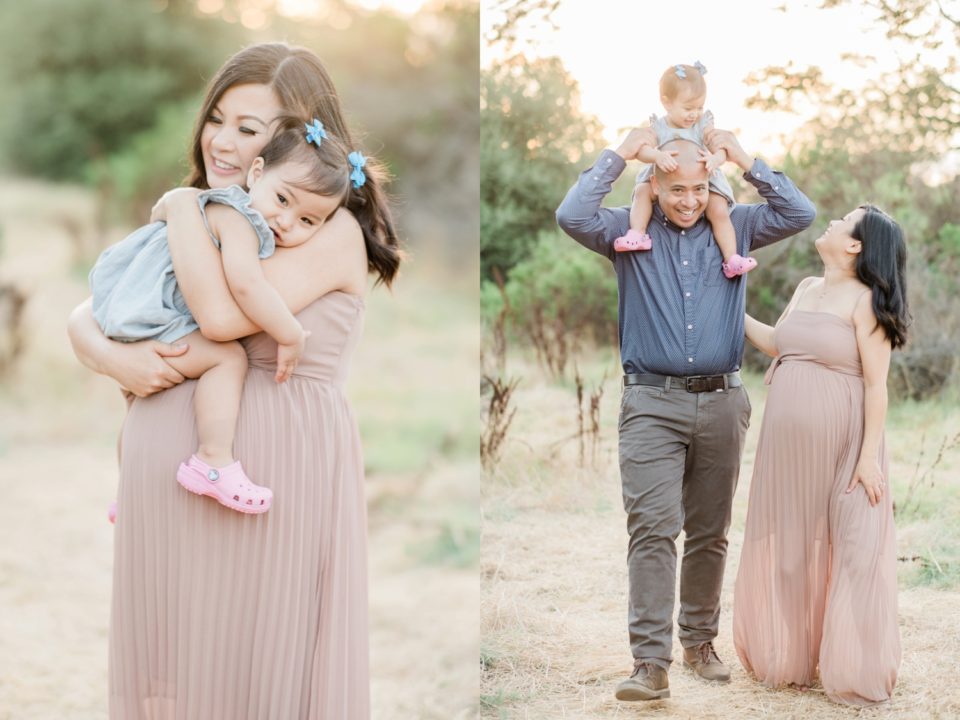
[649,141,710,228]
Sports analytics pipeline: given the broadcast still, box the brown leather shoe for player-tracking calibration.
[614,659,670,701]
[682,641,730,682]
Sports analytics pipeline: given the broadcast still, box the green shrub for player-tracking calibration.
[0,0,238,181]
[87,98,198,226]
[501,233,617,376]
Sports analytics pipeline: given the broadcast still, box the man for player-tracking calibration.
[556,128,816,701]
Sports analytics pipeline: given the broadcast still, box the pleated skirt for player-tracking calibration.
[733,358,900,705]
[109,367,369,719]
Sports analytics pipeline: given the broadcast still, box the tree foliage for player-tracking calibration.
[483,0,560,48]
[0,0,240,181]
[481,54,604,279]
[746,0,959,159]
[737,0,960,397]
[483,232,617,378]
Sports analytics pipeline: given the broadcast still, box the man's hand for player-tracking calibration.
[703,128,752,172]
[615,127,658,162]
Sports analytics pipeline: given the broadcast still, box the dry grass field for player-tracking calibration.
[0,177,479,719]
[481,351,960,719]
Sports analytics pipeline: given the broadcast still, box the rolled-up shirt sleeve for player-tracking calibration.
[739,158,817,251]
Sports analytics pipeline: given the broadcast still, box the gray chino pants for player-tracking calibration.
[618,380,751,668]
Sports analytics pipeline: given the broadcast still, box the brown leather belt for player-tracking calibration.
[623,372,741,393]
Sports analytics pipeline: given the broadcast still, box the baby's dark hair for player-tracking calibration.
[257,115,352,207]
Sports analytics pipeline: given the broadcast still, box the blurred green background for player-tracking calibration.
[0,1,479,718]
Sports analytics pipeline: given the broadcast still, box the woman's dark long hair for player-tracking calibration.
[187,42,401,287]
[851,204,910,349]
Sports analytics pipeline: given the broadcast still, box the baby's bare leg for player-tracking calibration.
[629,182,656,234]
[706,192,738,261]
[163,330,248,468]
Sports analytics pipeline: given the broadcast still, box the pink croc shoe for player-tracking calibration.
[722,253,758,279]
[613,229,653,252]
[176,455,272,514]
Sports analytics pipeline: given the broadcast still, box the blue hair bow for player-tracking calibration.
[694,60,707,75]
[348,151,367,189]
[674,65,686,79]
[305,118,327,146]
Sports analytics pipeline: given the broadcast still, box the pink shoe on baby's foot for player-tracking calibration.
[722,253,758,279]
[614,229,653,252]
[176,454,272,514]
[107,500,117,524]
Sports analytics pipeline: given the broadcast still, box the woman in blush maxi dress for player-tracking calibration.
[110,294,370,719]
[733,205,909,707]
[65,42,401,720]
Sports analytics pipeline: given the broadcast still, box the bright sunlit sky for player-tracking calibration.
[481,0,956,160]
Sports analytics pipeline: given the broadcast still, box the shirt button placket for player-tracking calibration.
[680,234,694,368]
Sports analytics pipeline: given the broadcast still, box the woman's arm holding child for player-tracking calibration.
[67,298,188,396]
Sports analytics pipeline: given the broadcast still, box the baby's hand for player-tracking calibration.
[149,187,202,224]
[702,150,725,173]
[615,126,658,161]
[654,150,679,173]
[275,328,310,383]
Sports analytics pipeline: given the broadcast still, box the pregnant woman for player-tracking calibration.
[733,205,908,706]
[68,42,400,718]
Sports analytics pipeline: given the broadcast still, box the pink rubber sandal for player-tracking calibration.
[722,253,758,279]
[107,500,117,524]
[613,229,653,252]
[176,455,272,514]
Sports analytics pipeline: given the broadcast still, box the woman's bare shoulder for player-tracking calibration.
[261,207,368,300]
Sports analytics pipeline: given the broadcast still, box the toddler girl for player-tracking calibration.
[614,61,757,279]
[91,117,361,514]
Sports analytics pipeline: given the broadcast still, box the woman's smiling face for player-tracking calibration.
[200,83,281,189]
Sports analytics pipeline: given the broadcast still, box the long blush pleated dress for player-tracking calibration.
[109,293,369,719]
[733,310,900,706]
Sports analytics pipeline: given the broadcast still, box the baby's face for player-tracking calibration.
[662,88,705,129]
[246,159,342,248]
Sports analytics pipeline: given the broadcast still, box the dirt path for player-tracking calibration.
[481,363,960,719]
[482,495,960,718]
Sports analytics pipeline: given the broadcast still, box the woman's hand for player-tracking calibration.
[150,187,202,224]
[846,456,885,507]
[108,339,190,397]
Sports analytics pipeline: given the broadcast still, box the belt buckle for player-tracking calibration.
[685,376,707,393]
